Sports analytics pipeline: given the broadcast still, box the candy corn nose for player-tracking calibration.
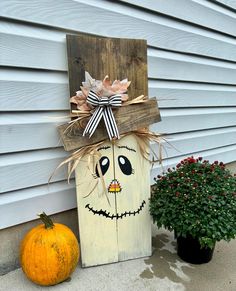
[108,179,121,193]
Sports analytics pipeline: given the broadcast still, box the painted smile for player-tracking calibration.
[85,200,146,220]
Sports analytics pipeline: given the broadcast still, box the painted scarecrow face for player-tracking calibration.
[76,134,149,220]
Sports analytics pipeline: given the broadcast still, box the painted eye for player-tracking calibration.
[95,156,110,177]
[118,155,133,175]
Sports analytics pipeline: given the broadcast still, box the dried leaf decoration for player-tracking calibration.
[70,72,131,111]
[53,72,165,200]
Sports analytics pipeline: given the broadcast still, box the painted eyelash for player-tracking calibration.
[97,146,111,151]
[118,145,136,152]
[92,173,98,179]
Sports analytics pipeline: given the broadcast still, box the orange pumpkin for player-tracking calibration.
[20,212,80,286]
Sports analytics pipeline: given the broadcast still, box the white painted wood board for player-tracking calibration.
[75,142,118,267]
[75,134,151,267]
[115,135,151,261]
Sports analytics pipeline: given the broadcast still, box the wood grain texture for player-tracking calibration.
[75,135,152,266]
[75,148,118,267]
[58,97,160,151]
[60,33,156,151]
[66,34,148,103]
[114,135,151,260]
[67,33,151,266]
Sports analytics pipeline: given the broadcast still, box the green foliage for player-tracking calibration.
[150,157,236,248]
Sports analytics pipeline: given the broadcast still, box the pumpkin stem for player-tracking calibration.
[38,212,54,229]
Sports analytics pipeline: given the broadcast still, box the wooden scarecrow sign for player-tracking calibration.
[58,33,161,267]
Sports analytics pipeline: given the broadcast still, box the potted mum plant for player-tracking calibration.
[150,157,236,264]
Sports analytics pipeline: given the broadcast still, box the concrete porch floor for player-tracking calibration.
[1,228,235,291]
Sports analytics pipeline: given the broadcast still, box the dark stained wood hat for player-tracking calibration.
[58,33,161,151]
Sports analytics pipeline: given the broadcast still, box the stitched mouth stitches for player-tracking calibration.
[85,200,146,219]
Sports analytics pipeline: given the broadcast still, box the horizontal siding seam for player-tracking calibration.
[1,0,236,227]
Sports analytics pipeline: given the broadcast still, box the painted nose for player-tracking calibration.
[108,179,122,193]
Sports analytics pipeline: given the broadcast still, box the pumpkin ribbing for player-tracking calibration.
[20,213,79,286]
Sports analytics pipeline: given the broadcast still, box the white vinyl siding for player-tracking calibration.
[1,0,236,228]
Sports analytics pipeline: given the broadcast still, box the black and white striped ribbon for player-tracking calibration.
[83,91,122,140]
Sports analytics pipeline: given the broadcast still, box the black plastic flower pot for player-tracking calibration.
[177,235,215,264]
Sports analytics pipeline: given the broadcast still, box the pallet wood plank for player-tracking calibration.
[114,134,152,260]
[75,151,118,267]
[66,32,152,266]
[66,34,148,104]
[58,97,160,151]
